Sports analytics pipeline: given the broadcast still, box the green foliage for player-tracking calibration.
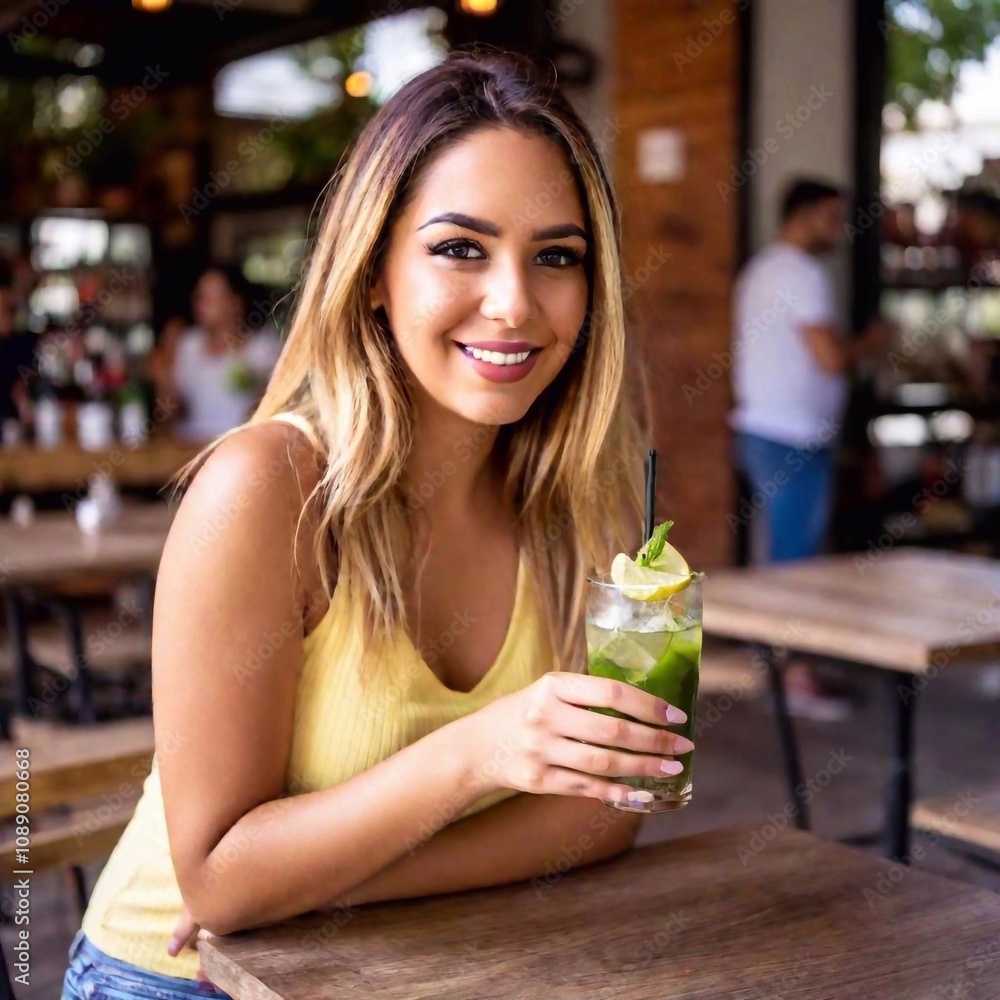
[887,0,1000,126]
[272,26,376,185]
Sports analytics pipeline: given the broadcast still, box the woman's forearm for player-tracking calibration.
[340,791,642,907]
[187,715,492,936]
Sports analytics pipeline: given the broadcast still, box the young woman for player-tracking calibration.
[62,49,694,999]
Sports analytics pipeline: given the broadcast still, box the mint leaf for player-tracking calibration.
[637,520,674,566]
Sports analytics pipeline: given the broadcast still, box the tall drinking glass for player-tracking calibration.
[585,573,704,813]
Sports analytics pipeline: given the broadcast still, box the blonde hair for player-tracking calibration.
[173,49,648,671]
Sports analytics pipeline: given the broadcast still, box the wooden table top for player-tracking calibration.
[0,718,153,817]
[0,436,200,493]
[703,548,1000,673]
[198,825,1000,999]
[0,502,173,586]
[913,788,1000,857]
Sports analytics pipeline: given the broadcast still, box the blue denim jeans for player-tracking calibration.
[62,930,232,1000]
[734,431,835,562]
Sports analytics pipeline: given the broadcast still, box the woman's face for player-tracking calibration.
[193,270,243,332]
[372,126,590,427]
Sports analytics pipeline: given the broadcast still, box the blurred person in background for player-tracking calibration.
[731,178,890,721]
[151,265,281,442]
[0,262,37,430]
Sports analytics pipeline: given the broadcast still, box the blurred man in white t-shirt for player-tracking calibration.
[732,178,888,719]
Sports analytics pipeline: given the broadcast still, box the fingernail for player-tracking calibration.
[673,736,695,754]
[660,760,684,775]
[167,937,180,957]
[628,790,654,804]
[666,705,688,724]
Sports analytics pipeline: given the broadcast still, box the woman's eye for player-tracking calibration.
[431,239,486,261]
[537,247,584,268]
[429,240,583,268]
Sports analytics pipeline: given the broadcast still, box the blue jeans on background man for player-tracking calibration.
[734,431,835,563]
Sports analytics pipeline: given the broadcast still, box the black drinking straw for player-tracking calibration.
[644,447,657,542]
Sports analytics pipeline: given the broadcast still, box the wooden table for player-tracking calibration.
[0,717,153,913]
[0,504,173,724]
[199,825,1000,999]
[913,788,1000,858]
[0,717,153,813]
[0,502,174,587]
[0,436,200,494]
[703,548,1000,860]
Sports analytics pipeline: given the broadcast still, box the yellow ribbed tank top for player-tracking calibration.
[81,414,554,980]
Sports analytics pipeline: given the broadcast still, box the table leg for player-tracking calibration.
[0,939,15,1000]
[758,644,810,830]
[884,671,917,861]
[2,587,34,719]
[52,599,96,725]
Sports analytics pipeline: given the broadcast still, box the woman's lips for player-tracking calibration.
[455,343,542,384]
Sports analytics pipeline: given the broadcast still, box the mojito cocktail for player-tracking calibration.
[586,522,703,813]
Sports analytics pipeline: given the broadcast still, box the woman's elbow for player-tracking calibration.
[581,809,642,868]
[177,865,245,938]
[604,813,643,857]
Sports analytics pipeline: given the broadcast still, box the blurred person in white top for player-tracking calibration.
[152,266,282,443]
[732,178,889,720]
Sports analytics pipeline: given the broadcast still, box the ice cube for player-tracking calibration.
[591,604,632,631]
[599,634,658,674]
[637,613,684,633]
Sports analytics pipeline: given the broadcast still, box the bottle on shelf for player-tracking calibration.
[32,373,64,449]
[76,336,118,452]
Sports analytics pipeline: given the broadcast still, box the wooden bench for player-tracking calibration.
[0,718,154,916]
[0,603,152,724]
[19,607,152,680]
[911,788,1000,858]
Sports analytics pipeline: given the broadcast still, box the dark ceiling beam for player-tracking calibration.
[0,49,84,80]
[210,0,432,67]
[0,0,429,86]
[0,1,42,35]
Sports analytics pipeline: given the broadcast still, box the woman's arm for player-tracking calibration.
[155,426,497,937]
[341,792,641,907]
[158,426,681,939]
[149,320,187,424]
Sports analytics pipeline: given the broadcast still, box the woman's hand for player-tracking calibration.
[167,909,215,984]
[468,672,693,807]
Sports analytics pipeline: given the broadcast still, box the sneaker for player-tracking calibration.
[782,661,854,723]
[784,685,853,723]
[976,665,1000,700]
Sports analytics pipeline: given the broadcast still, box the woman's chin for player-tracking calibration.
[449,394,531,428]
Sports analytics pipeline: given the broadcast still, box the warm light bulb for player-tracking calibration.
[460,0,498,14]
[344,71,373,98]
[132,0,173,10]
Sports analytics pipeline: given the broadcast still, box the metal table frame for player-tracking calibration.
[760,643,917,861]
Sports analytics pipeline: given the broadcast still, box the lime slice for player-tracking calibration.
[642,540,690,578]
[610,552,691,601]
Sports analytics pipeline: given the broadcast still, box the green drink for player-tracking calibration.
[585,523,704,813]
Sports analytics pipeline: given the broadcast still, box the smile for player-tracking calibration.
[455,342,542,384]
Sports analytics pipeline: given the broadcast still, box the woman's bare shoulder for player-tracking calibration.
[166,419,328,614]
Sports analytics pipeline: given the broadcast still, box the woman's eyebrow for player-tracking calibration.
[417,213,587,242]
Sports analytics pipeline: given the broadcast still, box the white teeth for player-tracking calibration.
[467,347,532,366]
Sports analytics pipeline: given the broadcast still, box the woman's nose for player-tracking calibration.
[479,260,537,330]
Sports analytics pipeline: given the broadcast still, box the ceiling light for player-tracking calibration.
[460,0,499,15]
[344,71,373,98]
